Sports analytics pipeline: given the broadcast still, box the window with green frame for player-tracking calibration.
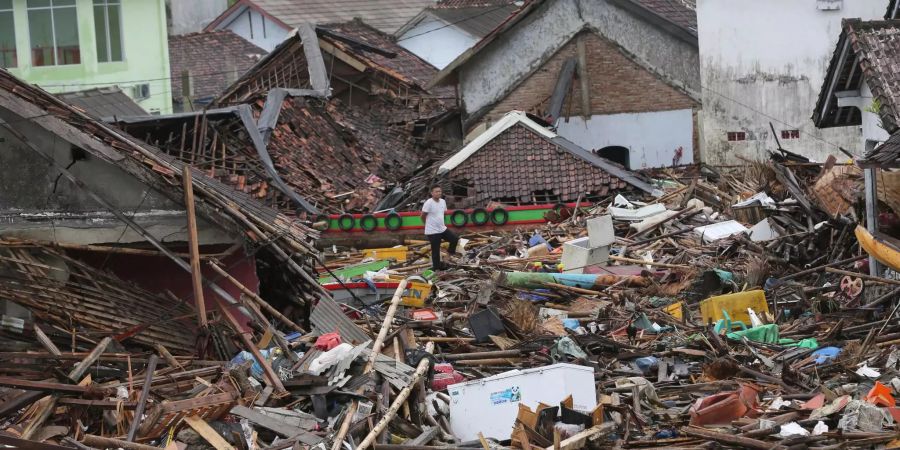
[94,0,123,62]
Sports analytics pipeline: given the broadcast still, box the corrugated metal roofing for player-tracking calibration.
[57,87,147,119]
[309,296,371,344]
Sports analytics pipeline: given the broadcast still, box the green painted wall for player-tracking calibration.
[6,0,171,114]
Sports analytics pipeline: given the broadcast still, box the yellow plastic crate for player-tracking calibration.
[401,281,431,307]
[699,290,768,326]
[362,246,408,262]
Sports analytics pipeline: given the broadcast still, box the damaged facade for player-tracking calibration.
[697,0,886,164]
[0,67,324,347]
[432,0,701,170]
[119,21,457,215]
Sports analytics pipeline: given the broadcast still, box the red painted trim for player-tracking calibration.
[325,202,589,219]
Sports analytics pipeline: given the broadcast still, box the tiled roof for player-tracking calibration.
[434,0,516,7]
[860,131,900,168]
[445,123,630,208]
[320,20,454,99]
[169,30,267,105]
[814,20,900,132]
[57,87,147,119]
[217,20,455,112]
[263,96,437,212]
[429,4,520,38]
[249,0,436,34]
[628,0,696,34]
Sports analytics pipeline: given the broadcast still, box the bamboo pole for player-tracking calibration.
[356,342,435,450]
[126,355,158,441]
[608,255,691,270]
[331,280,408,450]
[21,337,112,439]
[367,279,408,372]
[83,434,162,450]
[208,260,305,333]
[825,267,900,286]
[183,166,207,328]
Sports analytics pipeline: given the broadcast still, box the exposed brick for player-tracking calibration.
[476,31,697,130]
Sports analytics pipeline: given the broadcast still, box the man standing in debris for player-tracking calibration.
[422,185,459,270]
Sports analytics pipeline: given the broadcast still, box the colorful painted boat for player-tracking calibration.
[321,202,589,234]
[855,225,900,272]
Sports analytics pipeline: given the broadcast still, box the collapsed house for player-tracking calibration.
[117,21,458,216]
[430,0,701,170]
[435,111,660,208]
[168,29,268,112]
[813,18,900,274]
[0,67,324,352]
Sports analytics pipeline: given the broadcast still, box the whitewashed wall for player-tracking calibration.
[221,8,290,51]
[557,109,694,169]
[697,0,884,164]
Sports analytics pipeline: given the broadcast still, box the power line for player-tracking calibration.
[1,89,173,126]
[396,4,514,42]
[699,84,852,153]
[35,67,244,89]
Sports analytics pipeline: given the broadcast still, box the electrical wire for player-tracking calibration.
[396,4,514,42]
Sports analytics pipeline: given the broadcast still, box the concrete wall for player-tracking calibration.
[5,0,172,114]
[398,14,478,69]
[557,109,694,169]
[220,7,290,52]
[697,0,884,164]
[0,106,232,245]
[457,0,699,118]
[168,0,228,35]
[838,80,891,147]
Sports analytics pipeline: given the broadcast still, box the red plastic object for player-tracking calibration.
[802,393,825,410]
[315,332,342,351]
[689,384,760,426]
[865,381,896,407]
[431,363,465,391]
[412,309,439,321]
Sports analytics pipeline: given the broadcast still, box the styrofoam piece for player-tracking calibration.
[561,237,609,274]
[587,215,615,247]
[608,203,667,221]
[694,220,749,242]
[749,218,779,242]
[447,363,597,441]
[733,192,776,208]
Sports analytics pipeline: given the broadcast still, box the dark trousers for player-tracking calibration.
[427,229,459,270]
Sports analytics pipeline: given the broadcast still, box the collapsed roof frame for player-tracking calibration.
[0,69,329,305]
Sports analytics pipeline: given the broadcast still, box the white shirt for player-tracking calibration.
[422,198,448,235]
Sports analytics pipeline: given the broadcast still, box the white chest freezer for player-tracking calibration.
[446,363,597,441]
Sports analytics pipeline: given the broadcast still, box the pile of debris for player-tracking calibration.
[2,156,900,450]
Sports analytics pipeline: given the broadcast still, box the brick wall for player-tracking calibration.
[476,31,697,130]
